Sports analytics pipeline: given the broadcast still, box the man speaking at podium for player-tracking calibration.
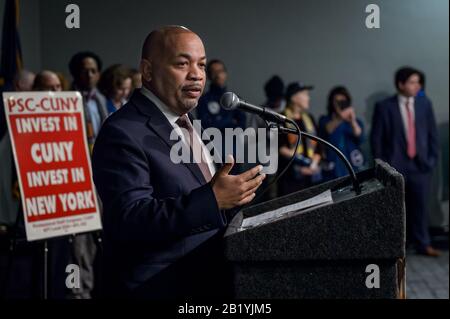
[92,26,265,298]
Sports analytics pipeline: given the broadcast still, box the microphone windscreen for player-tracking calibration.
[220,92,239,110]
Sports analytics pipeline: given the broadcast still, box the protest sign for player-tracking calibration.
[3,91,102,241]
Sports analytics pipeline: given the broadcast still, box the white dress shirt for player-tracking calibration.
[398,95,415,138]
[140,87,216,177]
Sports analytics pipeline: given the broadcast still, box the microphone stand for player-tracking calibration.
[274,122,361,195]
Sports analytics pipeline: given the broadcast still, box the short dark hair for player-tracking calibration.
[206,59,226,79]
[68,51,103,78]
[327,86,352,116]
[394,66,421,91]
[264,75,284,100]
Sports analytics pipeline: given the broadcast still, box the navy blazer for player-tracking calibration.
[92,90,228,295]
[370,95,439,175]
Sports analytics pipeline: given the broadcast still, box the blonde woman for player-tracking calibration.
[278,82,322,196]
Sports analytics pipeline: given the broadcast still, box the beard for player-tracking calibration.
[180,98,199,113]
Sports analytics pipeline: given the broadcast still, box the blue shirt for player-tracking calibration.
[318,115,366,179]
[106,99,117,114]
[86,97,102,137]
[196,84,246,132]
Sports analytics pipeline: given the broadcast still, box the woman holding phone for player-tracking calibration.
[318,86,366,180]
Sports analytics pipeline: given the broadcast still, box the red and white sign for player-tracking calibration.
[3,91,102,241]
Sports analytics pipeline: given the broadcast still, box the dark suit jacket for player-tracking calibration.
[370,95,439,175]
[92,90,228,297]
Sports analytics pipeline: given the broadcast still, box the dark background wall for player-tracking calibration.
[1,0,448,222]
[1,0,448,120]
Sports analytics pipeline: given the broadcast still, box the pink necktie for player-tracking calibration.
[176,114,213,182]
[405,100,416,159]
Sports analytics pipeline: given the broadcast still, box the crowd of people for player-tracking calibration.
[0,43,442,298]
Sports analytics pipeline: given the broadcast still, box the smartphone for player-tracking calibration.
[337,100,351,110]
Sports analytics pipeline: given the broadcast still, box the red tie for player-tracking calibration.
[176,115,213,182]
[405,99,416,159]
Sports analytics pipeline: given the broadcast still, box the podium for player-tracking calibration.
[223,160,406,299]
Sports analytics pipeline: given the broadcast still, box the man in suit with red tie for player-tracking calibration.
[92,25,266,298]
[371,67,440,257]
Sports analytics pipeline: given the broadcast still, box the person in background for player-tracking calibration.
[98,64,132,114]
[247,75,286,201]
[31,70,71,298]
[32,70,62,91]
[1,69,38,231]
[1,70,35,138]
[371,66,440,257]
[0,70,34,298]
[196,59,246,130]
[197,59,246,132]
[69,51,108,150]
[68,52,107,298]
[13,69,35,92]
[196,59,246,170]
[278,82,322,196]
[1,69,37,221]
[0,69,62,298]
[263,75,286,113]
[318,86,365,180]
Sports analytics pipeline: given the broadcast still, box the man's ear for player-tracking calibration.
[140,59,152,82]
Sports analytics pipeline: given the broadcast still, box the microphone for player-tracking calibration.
[220,92,287,124]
